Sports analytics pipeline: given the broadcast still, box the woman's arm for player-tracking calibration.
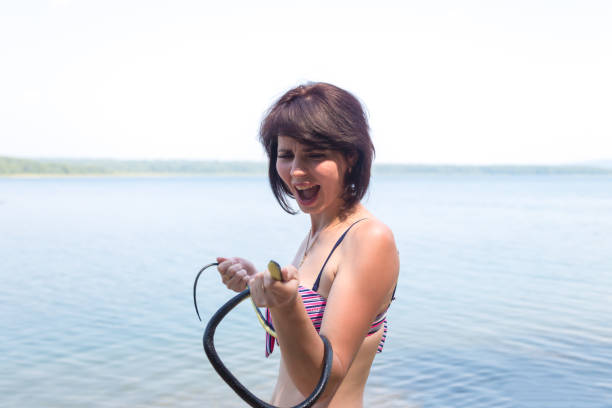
[263,221,399,401]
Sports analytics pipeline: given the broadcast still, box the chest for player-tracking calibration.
[295,236,346,297]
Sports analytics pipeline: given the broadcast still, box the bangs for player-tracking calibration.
[262,94,342,151]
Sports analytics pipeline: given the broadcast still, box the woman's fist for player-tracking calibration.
[216,257,257,292]
[249,264,299,308]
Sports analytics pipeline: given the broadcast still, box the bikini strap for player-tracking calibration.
[312,218,367,291]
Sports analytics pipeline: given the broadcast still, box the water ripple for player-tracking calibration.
[1,175,611,407]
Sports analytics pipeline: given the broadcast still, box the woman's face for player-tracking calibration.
[276,135,349,215]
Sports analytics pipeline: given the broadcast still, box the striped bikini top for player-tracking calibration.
[265,219,394,357]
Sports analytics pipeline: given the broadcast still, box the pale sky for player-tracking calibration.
[1,0,611,164]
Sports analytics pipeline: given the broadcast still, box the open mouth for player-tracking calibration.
[295,185,320,205]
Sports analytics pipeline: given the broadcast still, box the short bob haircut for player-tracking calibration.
[259,82,375,215]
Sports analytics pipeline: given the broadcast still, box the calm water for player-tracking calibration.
[1,174,611,407]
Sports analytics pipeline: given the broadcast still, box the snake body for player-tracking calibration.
[193,262,333,408]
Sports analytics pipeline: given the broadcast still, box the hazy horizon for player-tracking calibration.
[3,154,612,168]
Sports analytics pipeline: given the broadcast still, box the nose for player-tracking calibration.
[290,156,307,178]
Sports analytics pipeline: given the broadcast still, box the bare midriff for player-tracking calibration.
[269,328,383,408]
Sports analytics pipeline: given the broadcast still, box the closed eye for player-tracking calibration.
[306,151,326,159]
[277,148,293,158]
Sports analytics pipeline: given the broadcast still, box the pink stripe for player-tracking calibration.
[265,286,390,357]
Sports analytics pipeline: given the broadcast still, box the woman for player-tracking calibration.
[217,82,399,407]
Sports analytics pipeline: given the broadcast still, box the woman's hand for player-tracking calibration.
[249,264,299,309]
[216,257,257,292]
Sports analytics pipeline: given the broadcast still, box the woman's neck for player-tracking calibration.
[309,203,362,234]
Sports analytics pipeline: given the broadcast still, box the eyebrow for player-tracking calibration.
[277,147,323,153]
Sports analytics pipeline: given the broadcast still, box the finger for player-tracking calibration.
[247,276,257,292]
[231,257,256,276]
[281,265,298,282]
[243,262,257,277]
[227,262,244,275]
[216,256,228,264]
[248,273,265,306]
[224,264,243,284]
[263,267,275,288]
[218,258,240,276]
[239,273,251,289]
[227,268,248,290]
[217,258,233,273]
[218,264,235,285]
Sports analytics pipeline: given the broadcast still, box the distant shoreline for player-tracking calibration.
[1,156,612,177]
[0,172,268,179]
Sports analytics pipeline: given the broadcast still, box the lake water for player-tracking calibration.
[1,174,611,407]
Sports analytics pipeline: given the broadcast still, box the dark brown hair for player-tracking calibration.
[259,82,375,214]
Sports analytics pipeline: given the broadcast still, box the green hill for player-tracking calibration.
[0,157,266,176]
[1,156,611,176]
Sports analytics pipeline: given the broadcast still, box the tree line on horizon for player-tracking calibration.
[1,156,611,176]
[0,156,267,175]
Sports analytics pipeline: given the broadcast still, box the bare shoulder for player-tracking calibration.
[347,217,397,254]
[335,215,398,309]
[342,216,399,281]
